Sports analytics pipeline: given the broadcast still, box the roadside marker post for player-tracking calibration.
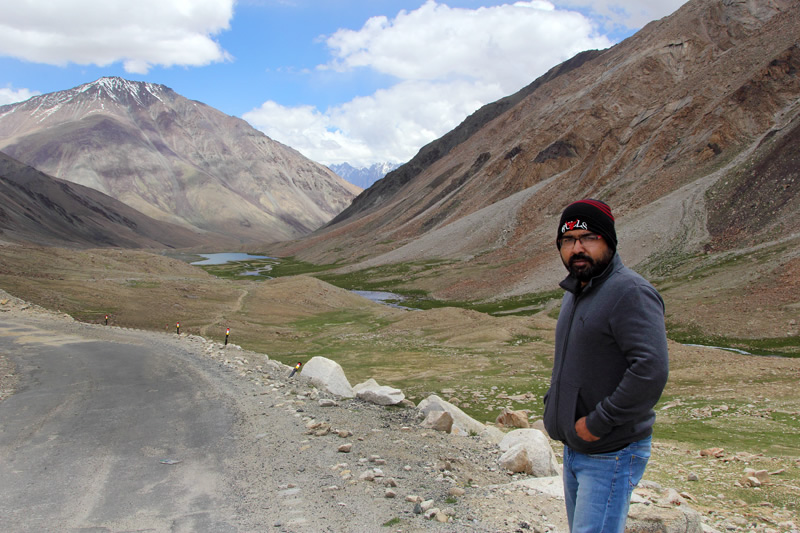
[176,322,180,335]
[225,327,230,346]
[289,361,302,378]
[105,314,108,326]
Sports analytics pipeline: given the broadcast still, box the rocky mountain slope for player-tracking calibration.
[274,0,800,339]
[0,77,361,244]
[0,152,212,248]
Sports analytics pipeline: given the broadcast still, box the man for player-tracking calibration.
[543,199,669,533]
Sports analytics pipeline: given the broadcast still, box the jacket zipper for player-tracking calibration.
[552,292,580,438]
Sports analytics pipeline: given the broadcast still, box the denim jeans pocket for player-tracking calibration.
[627,449,650,489]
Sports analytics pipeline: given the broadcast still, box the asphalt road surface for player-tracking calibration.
[0,318,241,532]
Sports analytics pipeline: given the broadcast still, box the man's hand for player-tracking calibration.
[575,416,600,442]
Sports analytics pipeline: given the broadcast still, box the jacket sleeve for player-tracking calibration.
[584,282,669,438]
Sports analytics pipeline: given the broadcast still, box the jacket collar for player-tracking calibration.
[559,253,622,295]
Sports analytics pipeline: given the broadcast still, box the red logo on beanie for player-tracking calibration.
[561,219,588,234]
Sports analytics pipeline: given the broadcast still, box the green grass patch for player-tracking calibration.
[666,320,800,357]
[506,334,544,346]
[655,415,800,457]
[194,256,341,280]
[382,517,401,527]
[125,280,161,288]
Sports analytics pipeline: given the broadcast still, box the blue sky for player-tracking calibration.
[0,0,687,167]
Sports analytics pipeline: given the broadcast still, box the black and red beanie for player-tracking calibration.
[556,199,617,250]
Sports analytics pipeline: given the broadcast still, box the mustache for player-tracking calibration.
[569,253,594,267]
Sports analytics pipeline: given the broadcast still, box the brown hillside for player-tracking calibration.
[0,152,213,249]
[269,0,800,341]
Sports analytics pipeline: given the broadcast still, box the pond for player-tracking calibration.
[190,255,417,307]
[352,290,415,310]
[190,253,273,266]
[683,343,752,355]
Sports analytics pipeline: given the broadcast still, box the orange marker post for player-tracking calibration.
[225,327,230,346]
[176,322,180,335]
[105,314,109,326]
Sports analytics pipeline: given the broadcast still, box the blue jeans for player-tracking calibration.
[563,436,651,533]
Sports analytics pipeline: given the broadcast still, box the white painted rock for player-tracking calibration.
[353,378,405,405]
[300,356,354,398]
[498,429,559,477]
[421,410,453,432]
[417,394,486,436]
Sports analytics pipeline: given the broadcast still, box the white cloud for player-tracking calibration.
[0,0,234,74]
[0,86,40,106]
[552,0,688,31]
[245,0,615,167]
[245,78,501,165]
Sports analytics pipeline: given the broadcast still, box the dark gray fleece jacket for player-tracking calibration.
[543,253,669,454]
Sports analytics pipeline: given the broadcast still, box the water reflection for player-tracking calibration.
[353,290,415,310]
[191,253,272,265]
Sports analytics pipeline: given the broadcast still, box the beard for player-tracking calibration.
[565,248,614,282]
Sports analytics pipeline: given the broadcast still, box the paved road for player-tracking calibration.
[0,318,241,532]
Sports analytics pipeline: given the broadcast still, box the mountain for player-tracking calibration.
[0,152,212,248]
[0,77,361,244]
[272,0,800,339]
[329,162,402,189]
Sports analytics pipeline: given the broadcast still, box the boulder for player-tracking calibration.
[353,378,405,405]
[300,357,354,398]
[479,425,506,445]
[496,408,530,428]
[626,502,703,533]
[417,394,486,436]
[421,410,454,432]
[498,429,559,477]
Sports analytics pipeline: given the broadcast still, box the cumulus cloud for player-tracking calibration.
[554,0,688,30]
[246,78,502,165]
[0,0,234,74]
[245,0,615,167]
[0,86,40,106]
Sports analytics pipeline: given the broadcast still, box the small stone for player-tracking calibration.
[338,443,352,453]
[495,407,530,428]
[424,508,440,520]
[385,489,397,498]
[318,399,338,407]
[384,477,398,487]
[700,447,725,458]
[448,487,466,497]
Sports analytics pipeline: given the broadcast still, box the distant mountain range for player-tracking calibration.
[0,77,361,244]
[329,162,401,189]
